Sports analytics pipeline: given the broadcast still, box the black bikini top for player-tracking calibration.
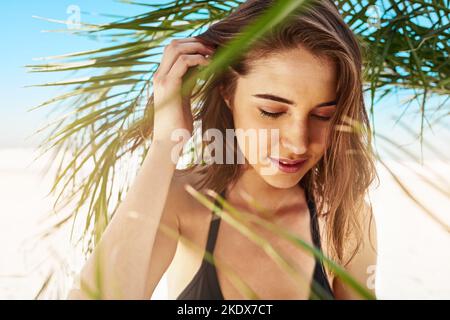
[176,186,334,300]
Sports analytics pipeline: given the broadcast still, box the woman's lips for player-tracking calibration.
[268,157,307,173]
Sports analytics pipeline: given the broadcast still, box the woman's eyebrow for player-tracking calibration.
[252,93,294,105]
[252,93,337,107]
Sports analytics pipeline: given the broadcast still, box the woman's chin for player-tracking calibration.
[258,170,304,189]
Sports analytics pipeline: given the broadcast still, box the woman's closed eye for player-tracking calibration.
[311,114,333,121]
[258,108,335,121]
[258,108,284,119]
[311,106,336,121]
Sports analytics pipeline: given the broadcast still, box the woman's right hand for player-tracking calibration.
[152,37,214,142]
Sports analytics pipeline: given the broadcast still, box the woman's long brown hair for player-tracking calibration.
[134,0,378,269]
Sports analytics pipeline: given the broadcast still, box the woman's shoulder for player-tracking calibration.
[171,166,212,232]
[172,166,208,200]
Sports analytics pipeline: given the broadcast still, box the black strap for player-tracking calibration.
[205,190,226,253]
[305,186,335,299]
[304,185,322,250]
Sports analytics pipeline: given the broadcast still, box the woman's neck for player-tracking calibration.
[225,167,306,219]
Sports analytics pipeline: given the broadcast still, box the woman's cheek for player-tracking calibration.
[308,126,330,161]
[233,117,272,164]
[310,122,330,145]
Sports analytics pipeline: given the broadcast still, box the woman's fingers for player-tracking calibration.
[151,37,215,138]
[157,39,214,76]
[168,53,210,79]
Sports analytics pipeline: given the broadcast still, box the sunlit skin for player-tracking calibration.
[221,46,337,212]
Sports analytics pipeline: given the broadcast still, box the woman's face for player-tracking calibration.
[224,46,338,189]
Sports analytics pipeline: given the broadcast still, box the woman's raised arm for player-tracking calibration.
[67,37,213,299]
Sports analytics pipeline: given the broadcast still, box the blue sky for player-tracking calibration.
[0,1,145,148]
[0,1,447,161]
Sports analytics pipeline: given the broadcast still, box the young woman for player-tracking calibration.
[68,0,378,300]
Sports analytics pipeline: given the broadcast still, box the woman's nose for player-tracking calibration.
[281,122,309,155]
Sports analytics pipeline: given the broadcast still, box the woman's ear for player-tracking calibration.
[219,85,232,110]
